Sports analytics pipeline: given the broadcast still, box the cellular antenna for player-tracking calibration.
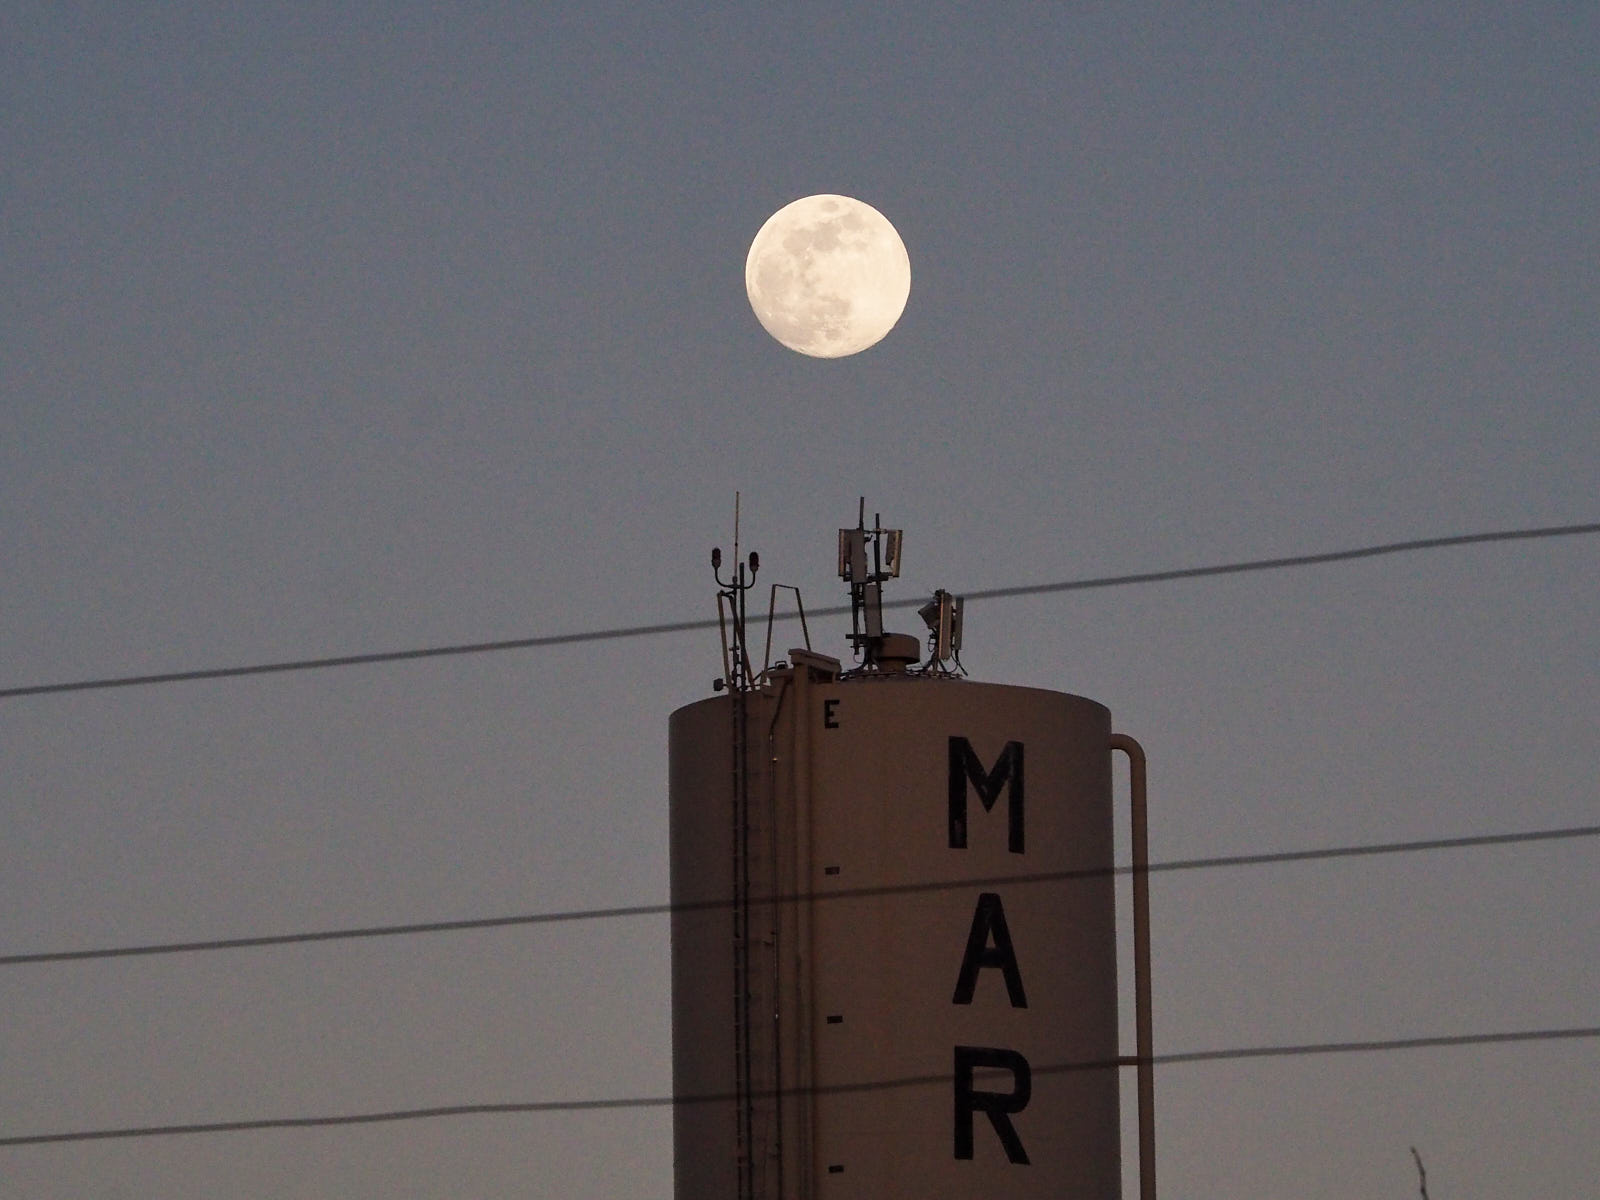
[838,499,916,672]
[918,588,965,675]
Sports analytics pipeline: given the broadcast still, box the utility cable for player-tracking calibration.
[2,521,1594,701]
[1,1025,1594,1147]
[3,823,1593,967]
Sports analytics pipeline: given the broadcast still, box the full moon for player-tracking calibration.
[745,194,911,357]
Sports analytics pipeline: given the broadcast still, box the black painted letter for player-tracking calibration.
[948,737,1025,853]
[953,1045,1032,1164]
[952,892,1027,1008]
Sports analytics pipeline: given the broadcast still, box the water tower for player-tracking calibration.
[669,507,1154,1199]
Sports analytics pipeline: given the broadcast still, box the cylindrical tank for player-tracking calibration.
[671,660,1122,1198]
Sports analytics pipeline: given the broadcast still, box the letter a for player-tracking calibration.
[952,892,1027,1008]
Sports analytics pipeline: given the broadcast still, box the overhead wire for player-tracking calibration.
[3,523,1594,1155]
[2,521,1595,701]
[3,823,1594,967]
[2,1025,1594,1147]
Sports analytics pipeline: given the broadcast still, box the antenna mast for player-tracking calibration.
[712,494,760,693]
[837,499,904,669]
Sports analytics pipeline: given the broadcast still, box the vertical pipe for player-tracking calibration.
[732,680,752,1200]
[717,593,734,690]
[790,665,815,1200]
[1111,733,1155,1200]
[765,678,792,1200]
[731,561,753,1200]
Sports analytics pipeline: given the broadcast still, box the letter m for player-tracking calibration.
[948,737,1024,853]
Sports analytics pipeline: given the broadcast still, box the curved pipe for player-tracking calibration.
[1111,732,1155,1200]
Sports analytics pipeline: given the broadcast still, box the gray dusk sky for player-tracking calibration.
[2,4,1596,1197]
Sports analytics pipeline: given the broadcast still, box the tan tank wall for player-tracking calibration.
[670,672,1121,1199]
[669,691,770,1200]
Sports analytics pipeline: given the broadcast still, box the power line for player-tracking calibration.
[3,521,1594,701]
[4,823,1593,968]
[1151,1026,1600,1066]
[957,522,1599,605]
[1,1024,1594,1147]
